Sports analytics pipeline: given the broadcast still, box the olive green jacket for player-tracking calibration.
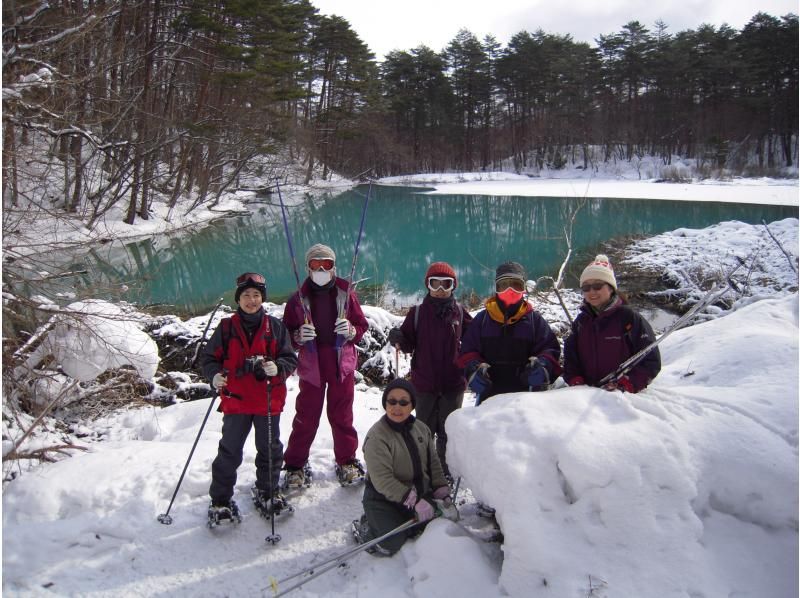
[363,416,448,504]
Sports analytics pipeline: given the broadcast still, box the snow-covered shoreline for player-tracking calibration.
[3,172,797,257]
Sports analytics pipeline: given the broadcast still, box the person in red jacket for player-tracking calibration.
[386,261,472,481]
[563,255,661,393]
[282,244,370,488]
[200,272,298,524]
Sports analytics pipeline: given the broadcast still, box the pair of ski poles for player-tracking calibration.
[274,178,373,362]
[266,518,419,597]
[157,301,284,545]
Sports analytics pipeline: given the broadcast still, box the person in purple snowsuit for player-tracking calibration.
[281,243,369,488]
[563,254,660,393]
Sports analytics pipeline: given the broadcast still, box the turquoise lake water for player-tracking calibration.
[62,185,797,313]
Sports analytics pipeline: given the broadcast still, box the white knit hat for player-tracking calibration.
[579,254,617,290]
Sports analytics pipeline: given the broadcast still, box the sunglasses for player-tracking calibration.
[236,272,265,286]
[427,277,454,291]
[581,282,607,293]
[496,278,525,292]
[308,258,335,271]
[386,398,412,407]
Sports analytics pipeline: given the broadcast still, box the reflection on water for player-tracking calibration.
[41,186,797,313]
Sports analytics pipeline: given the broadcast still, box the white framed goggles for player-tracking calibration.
[427,276,455,291]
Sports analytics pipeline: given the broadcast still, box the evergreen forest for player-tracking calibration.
[2,1,798,225]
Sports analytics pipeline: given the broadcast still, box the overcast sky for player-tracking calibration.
[312,0,798,60]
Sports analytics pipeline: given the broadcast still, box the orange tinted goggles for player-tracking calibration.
[308,258,335,271]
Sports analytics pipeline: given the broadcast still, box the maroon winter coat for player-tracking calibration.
[563,297,661,392]
[395,295,473,394]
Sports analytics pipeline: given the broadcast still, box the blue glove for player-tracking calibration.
[467,362,491,395]
[525,360,550,389]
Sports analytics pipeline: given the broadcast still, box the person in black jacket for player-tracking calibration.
[457,261,561,403]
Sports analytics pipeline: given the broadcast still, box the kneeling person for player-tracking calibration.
[354,379,451,556]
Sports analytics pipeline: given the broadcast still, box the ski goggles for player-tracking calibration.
[581,282,607,293]
[495,277,525,292]
[386,398,412,407]
[427,277,455,291]
[236,272,265,286]
[308,258,335,271]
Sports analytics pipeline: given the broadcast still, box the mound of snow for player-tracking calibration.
[447,294,798,597]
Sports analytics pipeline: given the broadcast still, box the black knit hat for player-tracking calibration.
[234,272,267,303]
[495,261,526,283]
[381,378,417,409]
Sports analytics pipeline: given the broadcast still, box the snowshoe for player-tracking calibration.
[476,501,496,519]
[207,500,242,528]
[251,487,294,520]
[351,515,371,545]
[336,459,366,487]
[282,462,312,492]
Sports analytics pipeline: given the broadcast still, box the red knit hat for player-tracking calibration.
[425,262,457,288]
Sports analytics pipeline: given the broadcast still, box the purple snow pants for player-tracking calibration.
[283,346,358,468]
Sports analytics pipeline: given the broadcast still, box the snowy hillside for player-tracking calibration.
[2,293,797,597]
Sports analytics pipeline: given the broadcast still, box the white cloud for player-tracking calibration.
[313,0,798,59]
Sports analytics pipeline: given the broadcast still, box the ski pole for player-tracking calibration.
[157,395,217,525]
[158,299,225,525]
[190,298,224,368]
[267,518,418,596]
[265,380,280,545]
[274,179,315,352]
[336,182,372,355]
[599,275,737,387]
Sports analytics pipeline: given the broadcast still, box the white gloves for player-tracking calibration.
[294,323,317,344]
[334,318,356,340]
[212,373,227,389]
[261,360,278,377]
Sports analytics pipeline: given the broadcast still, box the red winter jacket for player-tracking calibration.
[200,310,298,415]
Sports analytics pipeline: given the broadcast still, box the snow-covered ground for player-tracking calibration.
[2,292,797,597]
[2,169,798,597]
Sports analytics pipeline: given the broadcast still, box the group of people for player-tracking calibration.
[198,246,662,555]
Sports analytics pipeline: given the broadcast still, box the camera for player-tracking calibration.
[241,356,268,381]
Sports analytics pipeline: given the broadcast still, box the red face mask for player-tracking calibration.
[497,287,524,305]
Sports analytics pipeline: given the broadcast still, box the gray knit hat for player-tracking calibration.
[381,378,417,409]
[305,243,336,265]
[495,261,526,284]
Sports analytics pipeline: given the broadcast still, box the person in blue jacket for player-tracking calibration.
[457,261,561,403]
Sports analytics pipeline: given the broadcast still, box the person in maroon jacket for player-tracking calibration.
[200,272,298,523]
[281,243,369,489]
[563,254,661,393]
[386,262,473,480]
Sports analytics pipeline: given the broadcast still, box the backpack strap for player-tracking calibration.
[618,305,636,354]
[220,317,233,362]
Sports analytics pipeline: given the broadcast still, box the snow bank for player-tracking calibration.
[447,294,798,598]
[24,300,159,390]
